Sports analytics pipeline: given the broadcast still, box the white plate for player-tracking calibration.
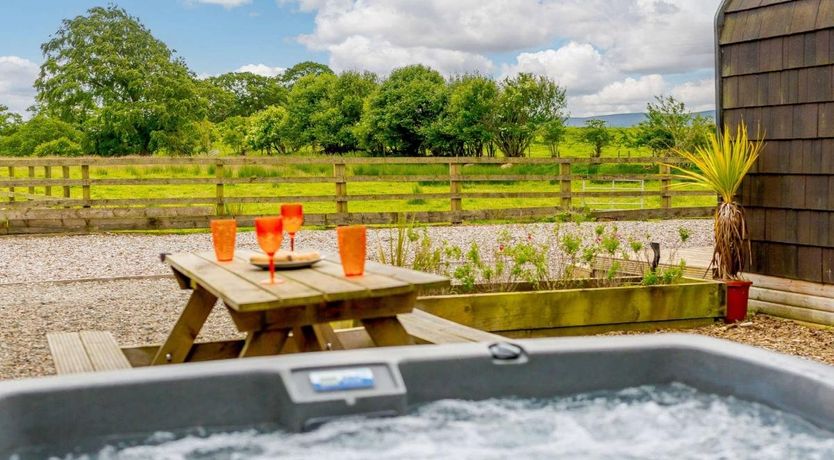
[251,255,324,270]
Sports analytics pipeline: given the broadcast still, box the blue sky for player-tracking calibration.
[0,0,323,75]
[0,0,722,117]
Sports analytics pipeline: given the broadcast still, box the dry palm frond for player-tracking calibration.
[667,122,764,280]
[713,201,749,280]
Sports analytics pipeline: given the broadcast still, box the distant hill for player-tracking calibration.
[567,110,715,128]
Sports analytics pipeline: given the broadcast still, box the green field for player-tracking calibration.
[1,136,715,217]
[201,126,652,160]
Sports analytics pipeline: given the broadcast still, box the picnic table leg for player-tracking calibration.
[293,326,323,352]
[361,317,415,347]
[240,328,291,357]
[313,324,344,350]
[151,286,218,365]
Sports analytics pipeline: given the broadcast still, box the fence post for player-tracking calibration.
[559,161,572,210]
[660,163,671,209]
[215,162,225,216]
[7,167,13,202]
[62,166,70,198]
[334,162,348,215]
[44,166,52,197]
[28,166,35,197]
[81,163,91,208]
[449,162,462,224]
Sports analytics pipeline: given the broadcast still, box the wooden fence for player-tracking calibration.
[0,156,716,234]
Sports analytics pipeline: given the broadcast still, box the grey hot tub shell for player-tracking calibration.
[1,334,833,456]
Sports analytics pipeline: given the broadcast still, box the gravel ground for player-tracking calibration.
[610,315,834,366]
[0,219,713,284]
[0,277,242,379]
[18,218,834,382]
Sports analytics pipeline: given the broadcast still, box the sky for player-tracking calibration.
[0,0,722,118]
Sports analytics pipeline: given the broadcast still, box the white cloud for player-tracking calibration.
[325,36,493,76]
[297,0,553,54]
[294,0,721,72]
[500,42,618,96]
[191,0,252,8]
[569,74,715,117]
[670,78,716,113]
[572,74,667,116]
[0,56,38,116]
[236,64,285,77]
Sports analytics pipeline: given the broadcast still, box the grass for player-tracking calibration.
[0,132,713,220]
[198,127,655,160]
[1,160,714,217]
[407,185,427,205]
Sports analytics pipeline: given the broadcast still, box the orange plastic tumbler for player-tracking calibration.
[210,219,237,261]
[337,225,367,276]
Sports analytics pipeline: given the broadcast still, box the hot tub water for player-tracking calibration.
[31,383,834,460]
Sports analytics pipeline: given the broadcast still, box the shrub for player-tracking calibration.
[2,116,83,156]
[33,137,83,157]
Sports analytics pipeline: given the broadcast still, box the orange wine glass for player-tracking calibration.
[255,216,284,284]
[281,203,304,252]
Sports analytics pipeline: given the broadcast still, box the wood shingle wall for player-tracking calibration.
[718,0,834,282]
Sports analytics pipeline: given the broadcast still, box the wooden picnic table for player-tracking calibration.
[152,249,450,365]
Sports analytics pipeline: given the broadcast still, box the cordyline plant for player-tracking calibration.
[669,122,764,280]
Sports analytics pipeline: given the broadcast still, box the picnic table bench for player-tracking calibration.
[48,250,504,374]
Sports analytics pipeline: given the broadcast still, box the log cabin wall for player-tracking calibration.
[717,0,834,282]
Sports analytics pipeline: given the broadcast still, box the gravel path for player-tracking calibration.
[0,219,713,284]
[0,278,242,379]
[0,219,711,380]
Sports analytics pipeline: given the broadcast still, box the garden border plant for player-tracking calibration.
[370,214,725,334]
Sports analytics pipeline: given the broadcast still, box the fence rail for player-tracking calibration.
[0,156,715,234]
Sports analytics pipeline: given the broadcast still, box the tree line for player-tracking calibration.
[0,5,712,158]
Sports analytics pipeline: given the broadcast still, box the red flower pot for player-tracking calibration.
[725,280,753,323]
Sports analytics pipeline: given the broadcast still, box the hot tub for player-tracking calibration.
[2,334,834,458]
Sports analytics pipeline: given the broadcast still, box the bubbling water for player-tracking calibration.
[42,383,834,460]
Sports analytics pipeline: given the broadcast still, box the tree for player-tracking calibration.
[206,72,287,120]
[310,71,378,153]
[33,138,83,157]
[284,72,337,151]
[359,65,447,156]
[219,116,249,155]
[0,115,84,156]
[686,115,714,153]
[34,5,206,155]
[280,61,333,88]
[191,119,218,154]
[0,105,22,136]
[195,79,236,123]
[541,118,567,157]
[246,106,290,155]
[427,74,498,157]
[581,119,612,158]
[634,95,713,156]
[494,73,567,157]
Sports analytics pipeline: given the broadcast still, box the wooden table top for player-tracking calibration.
[166,249,450,312]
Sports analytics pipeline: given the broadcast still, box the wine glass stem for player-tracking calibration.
[269,254,275,284]
[290,234,295,252]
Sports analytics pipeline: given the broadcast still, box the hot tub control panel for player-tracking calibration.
[289,363,402,402]
[287,363,408,431]
[309,367,375,392]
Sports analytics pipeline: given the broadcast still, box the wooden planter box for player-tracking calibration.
[416,278,726,338]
